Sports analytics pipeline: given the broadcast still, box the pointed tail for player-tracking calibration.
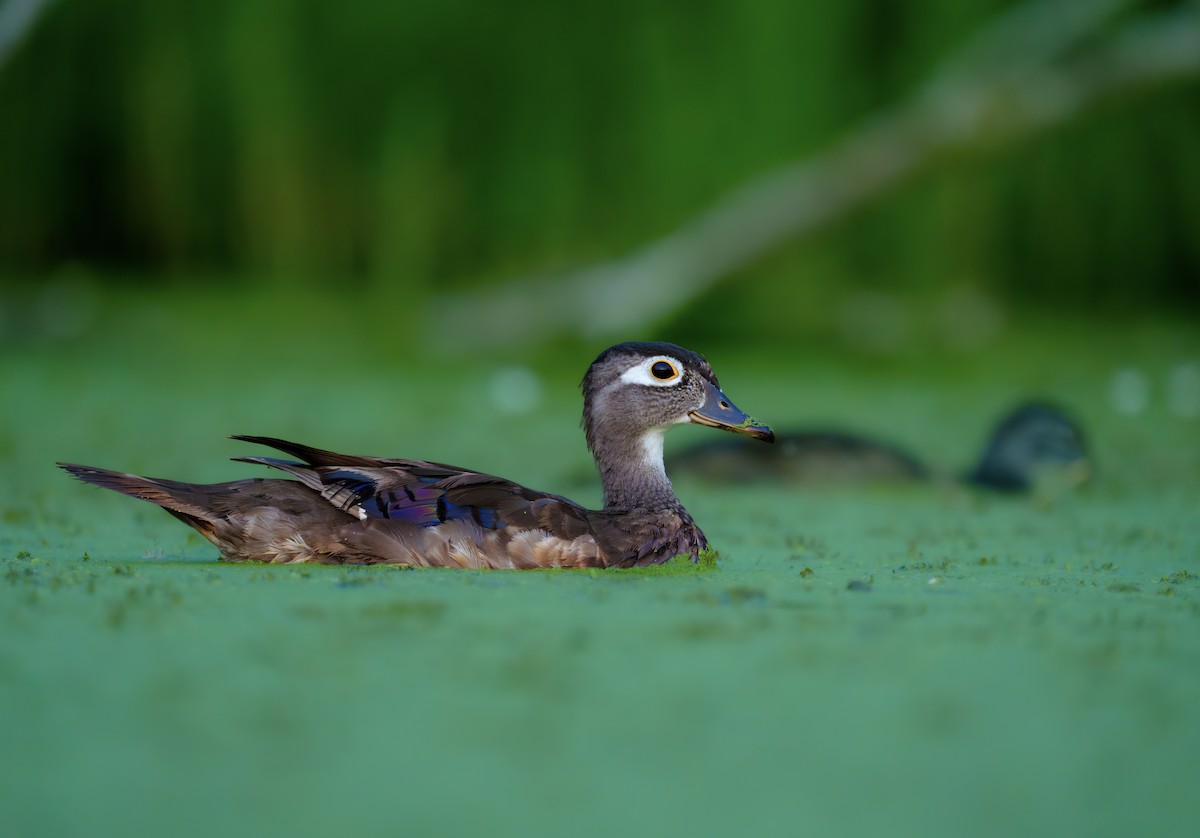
[57,462,221,536]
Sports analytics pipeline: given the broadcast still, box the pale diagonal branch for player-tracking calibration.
[432,0,1200,349]
[0,0,56,72]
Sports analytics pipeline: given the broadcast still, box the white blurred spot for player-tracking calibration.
[838,292,908,354]
[1167,362,1200,419]
[937,286,1005,350]
[486,365,543,415]
[37,266,100,340]
[1109,367,1149,415]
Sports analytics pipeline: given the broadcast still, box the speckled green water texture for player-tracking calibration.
[2,292,1197,837]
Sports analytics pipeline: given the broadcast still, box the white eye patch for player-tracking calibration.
[619,355,685,387]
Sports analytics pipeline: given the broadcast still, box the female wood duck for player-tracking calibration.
[667,401,1090,495]
[59,342,773,569]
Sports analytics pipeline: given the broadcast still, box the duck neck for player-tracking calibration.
[593,427,682,512]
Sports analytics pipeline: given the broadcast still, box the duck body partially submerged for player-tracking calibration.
[60,342,773,569]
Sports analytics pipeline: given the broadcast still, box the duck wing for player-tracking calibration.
[232,435,605,567]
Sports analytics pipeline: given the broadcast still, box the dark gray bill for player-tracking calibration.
[688,379,774,442]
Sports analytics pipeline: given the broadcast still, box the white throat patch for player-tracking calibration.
[619,355,685,387]
[640,428,668,477]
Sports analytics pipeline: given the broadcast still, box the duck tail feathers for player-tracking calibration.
[57,462,221,534]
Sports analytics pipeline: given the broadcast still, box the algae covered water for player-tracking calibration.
[1,295,1197,837]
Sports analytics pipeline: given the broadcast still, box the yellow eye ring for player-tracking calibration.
[651,360,679,380]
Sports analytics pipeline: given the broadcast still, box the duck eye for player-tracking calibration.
[651,361,678,380]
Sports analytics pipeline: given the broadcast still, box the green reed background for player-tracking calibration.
[3,6,1199,837]
[1,0,1197,319]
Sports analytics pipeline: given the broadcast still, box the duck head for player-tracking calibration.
[581,341,774,450]
[580,341,773,510]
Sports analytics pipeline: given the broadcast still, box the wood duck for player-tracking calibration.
[964,402,1091,492]
[667,401,1089,495]
[59,342,774,569]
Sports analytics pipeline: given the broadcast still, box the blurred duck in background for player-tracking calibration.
[963,403,1091,492]
[667,401,1091,497]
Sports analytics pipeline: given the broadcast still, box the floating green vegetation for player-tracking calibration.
[359,600,447,624]
[3,294,1198,838]
[623,548,720,576]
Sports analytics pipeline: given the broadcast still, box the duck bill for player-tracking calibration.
[688,380,775,443]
